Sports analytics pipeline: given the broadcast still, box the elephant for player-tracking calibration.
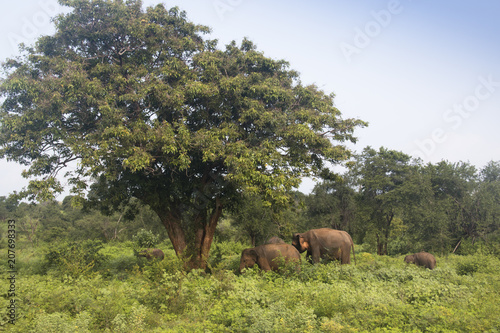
[292,228,355,264]
[266,236,285,244]
[404,252,436,269]
[239,243,301,273]
[138,248,165,261]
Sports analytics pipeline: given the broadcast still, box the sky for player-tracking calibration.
[1,0,499,198]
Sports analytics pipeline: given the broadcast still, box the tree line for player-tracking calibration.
[2,146,498,257]
[223,147,500,256]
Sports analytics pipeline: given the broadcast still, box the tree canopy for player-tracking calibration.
[0,0,365,268]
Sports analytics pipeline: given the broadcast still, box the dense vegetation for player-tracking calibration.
[2,154,498,257]
[1,236,499,332]
[1,155,499,331]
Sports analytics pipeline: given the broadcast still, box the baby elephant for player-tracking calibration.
[404,251,436,269]
[239,243,301,273]
[138,248,165,261]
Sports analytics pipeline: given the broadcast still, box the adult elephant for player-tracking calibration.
[239,243,301,273]
[404,252,436,269]
[138,248,165,260]
[292,228,355,264]
[266,236,285,244]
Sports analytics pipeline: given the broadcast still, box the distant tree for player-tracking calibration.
[0,196,18,222]
[231,193,274,247]
[352,147,416,255]
[0,1,365,268]
[306,177,356,233]
[427,161,479,252]
[396,164,447,254]
[473,161,500,251]
[275,191,307,241]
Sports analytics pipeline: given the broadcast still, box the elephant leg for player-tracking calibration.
[306,251,314,264]
[311,249,321,263]
[341,247,350,264]
[258,257,272,271]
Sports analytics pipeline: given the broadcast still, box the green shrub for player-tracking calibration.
[111,304,148,333]
[33,311,92,333]
[42,240,107,278]
[456,260,481,276]
[208,241,248,272]
[132,229,159,249]
[9,241,500,332]
[104,254,138,279]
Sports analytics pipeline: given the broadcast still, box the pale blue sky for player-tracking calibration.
[1,0,499,196]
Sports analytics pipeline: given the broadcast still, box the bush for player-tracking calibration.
[42,240,107,278]
[111,304,148,333]
[132,229,159,249]
[33,311,92,333]
[9,241,500,332]
[456,259,481,276]
[208,241,248,272]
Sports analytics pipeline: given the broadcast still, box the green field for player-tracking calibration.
[2,240,499,332]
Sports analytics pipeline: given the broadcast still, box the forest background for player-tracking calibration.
[3,149,499,257]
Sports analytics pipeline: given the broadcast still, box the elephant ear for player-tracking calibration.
[245,249,258,262]
[299,236,310,251]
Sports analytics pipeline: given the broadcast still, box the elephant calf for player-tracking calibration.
[138,248,165,261]
[239,243,301,273]
[404,251,436,269]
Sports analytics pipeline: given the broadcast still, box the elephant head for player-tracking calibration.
[404,254,415,264]
[292,233,310,253]
[239,248,259,273]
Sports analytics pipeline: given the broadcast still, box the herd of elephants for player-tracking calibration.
[138,228,437,272]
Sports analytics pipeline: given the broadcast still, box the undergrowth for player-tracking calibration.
[1,241,499,332]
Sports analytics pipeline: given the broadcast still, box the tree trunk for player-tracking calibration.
[382,212,394,256]
[376,233,383,255]
[155,207,187,257]
[154,198,223,270]
[188,197,223,270]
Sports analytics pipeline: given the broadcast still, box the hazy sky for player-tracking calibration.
[1,0,499,197]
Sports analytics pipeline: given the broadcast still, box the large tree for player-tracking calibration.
[0,0,365,268]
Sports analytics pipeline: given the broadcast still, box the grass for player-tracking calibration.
[1,241,499,332]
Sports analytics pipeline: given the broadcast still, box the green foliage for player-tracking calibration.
[208,240,247,272]
[7,239,500,332]
[33,311,92,333]
[111,304,148,333]
[42,240,107,278]
[132,229,159,249]
[456,259,481,276]
[0,0,365,269]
